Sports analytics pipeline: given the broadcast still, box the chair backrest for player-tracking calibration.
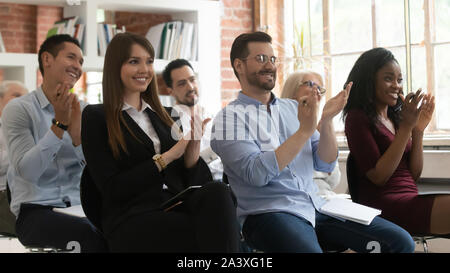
[346,153,359,203]
[222,172,229,185]
[80,167,103,232]
[6,182,11,205]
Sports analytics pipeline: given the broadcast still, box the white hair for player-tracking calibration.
[0,80,28,97]
[280,70,323,99]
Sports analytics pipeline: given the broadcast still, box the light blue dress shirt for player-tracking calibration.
[1,87,86,216]
[210,91,336,227]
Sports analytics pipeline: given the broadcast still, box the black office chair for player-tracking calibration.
[0,190,16,240]
[346,153,450,253]
[0,185,16,238]
[222,172,229,185]
[221,172,255,253]
[80,166,103,232]
[345,153,359,203]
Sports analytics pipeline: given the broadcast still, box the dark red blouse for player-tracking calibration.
[345,109,435,233]
[345,109,417,207]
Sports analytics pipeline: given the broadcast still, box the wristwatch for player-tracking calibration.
[153,154,167,170]
[52,118,68,131]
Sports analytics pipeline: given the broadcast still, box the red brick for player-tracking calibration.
[221,19,243,28]
[233,9,251,19]
[222,8,233,18]
[221,28,245,39]
[241,0,253,10]
[1,30,13,37]
[38,16,60,25]
[0,5,11,14]
[221,48,231,57]
[114,11,171,37]
[241,19,253,29]
[221,80,241,90]
[222,0,241,8]
[221,69,236,80]
[221,90,239,100]
[17,5,36,17]
[221,59,232,68]
[221,38,234,48]
[37,6,61,17]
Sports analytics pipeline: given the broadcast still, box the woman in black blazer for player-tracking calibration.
[81,32,239,252]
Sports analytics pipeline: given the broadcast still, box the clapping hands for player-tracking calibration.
[399,88,435,132]
[321,82,352,122]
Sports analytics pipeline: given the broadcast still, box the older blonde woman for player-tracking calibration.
[281,71,342,198]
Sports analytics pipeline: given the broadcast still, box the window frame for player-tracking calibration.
[285,0,450,147]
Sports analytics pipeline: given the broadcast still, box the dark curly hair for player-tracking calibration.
[343,47,402,132]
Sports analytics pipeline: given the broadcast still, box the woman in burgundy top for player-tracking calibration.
[343,47,450,235]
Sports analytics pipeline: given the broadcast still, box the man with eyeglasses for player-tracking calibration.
[210,31,415,253]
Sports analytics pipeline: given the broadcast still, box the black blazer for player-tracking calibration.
[81,104,212,236]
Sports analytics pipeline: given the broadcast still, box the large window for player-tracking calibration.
[285,0,450,141]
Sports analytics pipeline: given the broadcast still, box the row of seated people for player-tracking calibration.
[1,31,449,253]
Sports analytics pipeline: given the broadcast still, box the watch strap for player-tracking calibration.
[52,118,68,131]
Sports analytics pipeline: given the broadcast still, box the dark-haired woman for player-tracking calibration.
[344,47,450,235]
[81,32,239,252]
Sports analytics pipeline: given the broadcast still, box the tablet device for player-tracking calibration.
[160,185,202,211]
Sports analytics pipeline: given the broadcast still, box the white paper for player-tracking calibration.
[319,198,381,225]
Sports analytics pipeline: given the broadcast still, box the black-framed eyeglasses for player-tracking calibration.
[243,54,279,66]
[301,80,326,95]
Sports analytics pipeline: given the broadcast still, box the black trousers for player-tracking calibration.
[16,203,108,252]
[108,182,240,252]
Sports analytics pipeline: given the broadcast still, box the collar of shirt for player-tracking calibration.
[35,86,51,110]
[122,99,161,154]
[236,91,278,107]
[122,99,153,113]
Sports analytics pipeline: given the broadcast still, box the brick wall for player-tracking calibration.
[110,1,256,107]
[36,6,63,53]
[220,0,254,107]
[114,11,172,37]
[0,1,257,107]
[0,4,62,53]
[0,3,62,87]
[265,0,284,97]
[0,4,37,53]
[36,6,63,87]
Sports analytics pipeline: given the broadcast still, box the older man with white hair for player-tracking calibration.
[0,80,28,236]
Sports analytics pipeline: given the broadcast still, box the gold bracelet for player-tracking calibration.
[152,154,167,170]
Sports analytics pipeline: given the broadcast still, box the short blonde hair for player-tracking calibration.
[0,80,27,97]
[280,70,323,99]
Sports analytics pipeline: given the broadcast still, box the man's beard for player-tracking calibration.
[246,70,276,91]
[177,91,198,107]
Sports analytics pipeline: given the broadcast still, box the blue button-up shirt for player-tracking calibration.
[210,91,336,227]
[1,87,86,216]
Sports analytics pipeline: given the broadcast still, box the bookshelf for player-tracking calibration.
[0,0,221,113]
